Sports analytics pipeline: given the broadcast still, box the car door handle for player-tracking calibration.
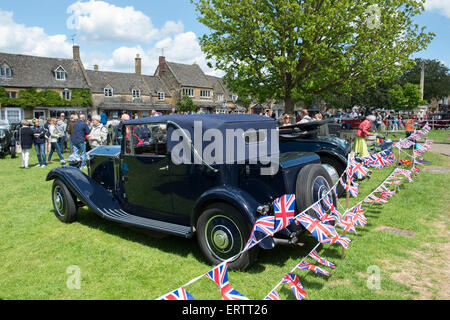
[159,165,169,171]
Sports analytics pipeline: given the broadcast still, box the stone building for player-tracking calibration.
[86,55,173,119]
[0,45,90,122]
[155,56,242,113]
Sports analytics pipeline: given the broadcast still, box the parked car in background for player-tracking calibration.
[278,120,350,194]
[47,114,337,270]
[339,115,365,130]
[425,112,450,129]
[0,120,16,158]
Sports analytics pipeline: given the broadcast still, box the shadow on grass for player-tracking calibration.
[73,207,322,273]
[75,207,205,262]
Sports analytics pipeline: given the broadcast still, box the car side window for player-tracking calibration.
[124,123,167,156]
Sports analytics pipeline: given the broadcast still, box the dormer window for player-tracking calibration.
[157,92,165,101]
[132,89,141,98]
[104,87,113,97]
[0,64,12,79]
[54,66,67,81]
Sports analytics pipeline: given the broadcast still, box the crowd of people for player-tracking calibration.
[17,112,108,169]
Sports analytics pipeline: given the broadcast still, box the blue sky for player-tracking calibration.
[0,0,449,76]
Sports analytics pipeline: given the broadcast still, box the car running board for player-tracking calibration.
[98,208,193,238]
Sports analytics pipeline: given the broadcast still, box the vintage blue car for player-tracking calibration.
[279,120,351,192]
[47,114,336,269]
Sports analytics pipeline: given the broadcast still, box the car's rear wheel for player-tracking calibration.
[196,202,258,270]
[52,179,78,223]
[295,164,336,221]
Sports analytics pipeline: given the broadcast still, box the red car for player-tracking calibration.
[340,116,365,130]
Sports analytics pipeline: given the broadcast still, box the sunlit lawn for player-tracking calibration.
[0,148,448,300]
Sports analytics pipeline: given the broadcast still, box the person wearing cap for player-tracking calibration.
[87,115,108,148]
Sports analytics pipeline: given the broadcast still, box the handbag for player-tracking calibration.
[16,128,22,153]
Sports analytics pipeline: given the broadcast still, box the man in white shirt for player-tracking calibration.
[297,109,312,124]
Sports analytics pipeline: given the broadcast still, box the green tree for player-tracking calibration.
[193,0,434,114]
[388,83,423,110]
[176,94,200,113]
[399,58,450,101]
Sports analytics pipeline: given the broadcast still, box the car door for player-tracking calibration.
[120,123,175,220]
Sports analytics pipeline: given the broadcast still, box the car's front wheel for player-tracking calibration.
[196,203,259,270]
[52,179,78,223]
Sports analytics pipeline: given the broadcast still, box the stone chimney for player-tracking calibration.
[158,56,166,76]
[135,54,142,75]
[73,45,81,61]
[94,64,99,71]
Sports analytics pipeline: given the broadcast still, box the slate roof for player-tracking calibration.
[205,75,235,102]
[0,52,89,89]
[166,62,212,89]
[86,70,171,96]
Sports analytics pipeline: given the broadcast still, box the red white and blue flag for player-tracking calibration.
[244,215,275,250]
[264,289,281,300]
[323,195,343,221]
[348,160,370,179]
[159,287,195,300]
[337,218,357,233]
[339,177,359,197]
[364,194,387,203]
[282,273,307,300]
[321,235,351,249]
[296,261,330,276]
[308,249,336,269]
[295,213,337,242]
[311,202,336,223]
[273,194,296,233]
[206,263,248,300]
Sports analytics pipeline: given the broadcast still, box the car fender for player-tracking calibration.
[315,149,348,168]
[46,166,121,217]
[193,185,275,250]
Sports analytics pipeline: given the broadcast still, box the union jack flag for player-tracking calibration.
[321,235,351,249]
[369,152,392,169]
[394,168,413,182]
[323,195,343,221]
[337,218,357,233]
[296,261,330,276]
[282,273,307,300]
[348,160,370,179]
[308,249,336,269]
[295,213,337,242]
[273,194,296,233]
[339,177,359,197]
[348,208,366,227]
[311,202,336,223]
[389,179,401,185]
[264,289,281,300]
[378,185,395,199]
[244,215,275,250]
[159,287,195,300]
[205,263,248,300]
[364,194,387,203]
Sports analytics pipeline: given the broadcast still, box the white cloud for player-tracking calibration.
[67,1,183,43]
[0,9,73,58]
[424,0,450,18]
[83,32,224,77]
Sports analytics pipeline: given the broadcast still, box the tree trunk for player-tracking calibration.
[284,96,295,121]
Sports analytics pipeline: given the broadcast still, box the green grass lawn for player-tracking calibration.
[384,129,450,144]
[0,148,449,300]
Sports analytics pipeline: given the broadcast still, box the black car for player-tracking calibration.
[47,114,337,269]
[0,120,16,158]
[279,120,351,192]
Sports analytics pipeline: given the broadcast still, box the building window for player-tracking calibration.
[0,65,12,78]
[132,89,141,98]
[216,94,224,102]
[182,88,194,97]
[55,66,67,81]
[200,90,211,98]
[62,89,71,100]
[4,108,22,123]
[157,92,165,101]
[104,88,114,97]
[7,91,17,99]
